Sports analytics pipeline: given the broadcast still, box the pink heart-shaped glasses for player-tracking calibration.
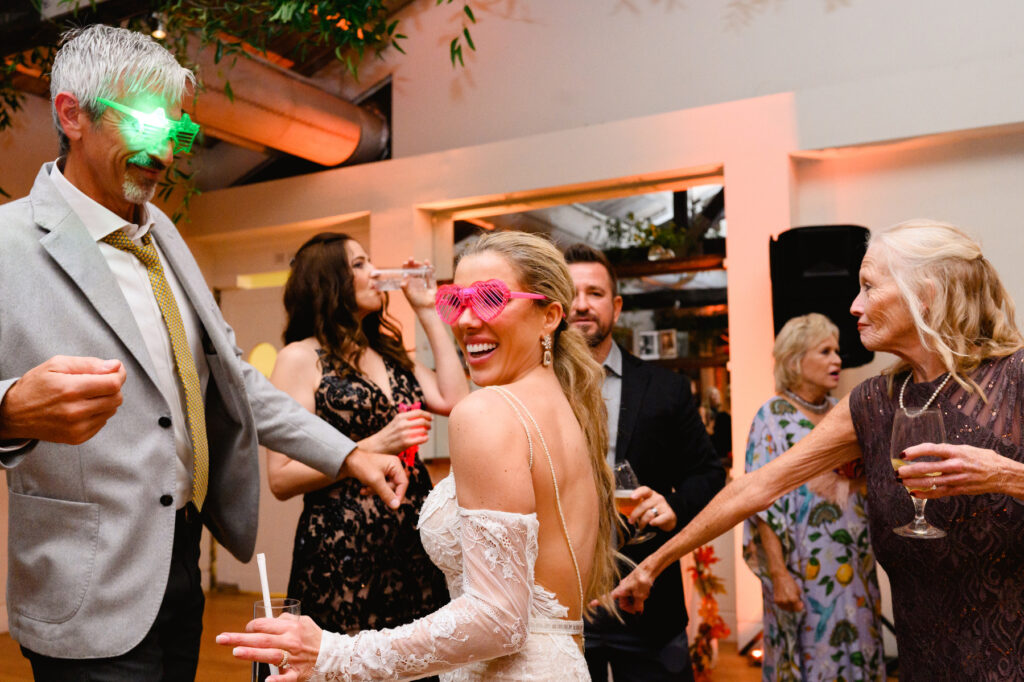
[434,279,546,324]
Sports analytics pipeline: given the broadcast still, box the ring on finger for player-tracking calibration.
[279,650,290,670]
[650,507,659,517]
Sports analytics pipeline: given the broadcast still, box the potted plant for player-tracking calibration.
[593,212,695,263]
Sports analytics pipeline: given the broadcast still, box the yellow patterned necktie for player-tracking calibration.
[102,230,208,510]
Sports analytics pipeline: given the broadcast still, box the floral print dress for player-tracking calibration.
[743,397,884,682]
[287,352,448,636]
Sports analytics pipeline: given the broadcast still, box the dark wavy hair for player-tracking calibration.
[283,232,412,375]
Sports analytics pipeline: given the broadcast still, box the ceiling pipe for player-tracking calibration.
[187,41,388,166]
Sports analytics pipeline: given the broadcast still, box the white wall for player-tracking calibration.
[0,94,57,199]
[336,0,1024,157]
[793,128,1024,310]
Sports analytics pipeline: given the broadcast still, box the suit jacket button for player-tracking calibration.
[160,495,174,507]
[158,416,172,428]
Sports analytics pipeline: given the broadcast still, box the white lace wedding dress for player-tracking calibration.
[310,386,591,681]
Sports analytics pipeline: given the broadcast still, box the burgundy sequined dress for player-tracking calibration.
[849,350,1024,681]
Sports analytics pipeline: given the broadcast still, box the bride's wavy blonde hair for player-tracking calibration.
[459,231,620,617]
[871,219,1024,398]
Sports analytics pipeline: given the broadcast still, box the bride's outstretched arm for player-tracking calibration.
[610,395,862,613]
[217,389,537,681]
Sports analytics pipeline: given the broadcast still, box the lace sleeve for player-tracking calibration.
[310,507,539,681]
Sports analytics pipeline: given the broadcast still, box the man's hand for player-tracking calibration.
[0,356,126,444]
[628,486,678,532]
[339,447,409,509]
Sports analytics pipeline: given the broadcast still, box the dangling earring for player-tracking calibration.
[541,334,553,367]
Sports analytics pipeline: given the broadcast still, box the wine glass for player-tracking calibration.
[890,407,946,539]
[613,461,656,544]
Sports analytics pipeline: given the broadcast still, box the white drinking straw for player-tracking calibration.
[256,553,280,677]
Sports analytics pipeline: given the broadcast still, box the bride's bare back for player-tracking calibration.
[450,374,599,621]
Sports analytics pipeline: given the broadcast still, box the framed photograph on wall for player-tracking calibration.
[636,330,660,360]
[658,329,678,359]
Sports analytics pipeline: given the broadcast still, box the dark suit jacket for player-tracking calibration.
[586,346,726,649]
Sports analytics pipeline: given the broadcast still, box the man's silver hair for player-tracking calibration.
[50,24,196,156]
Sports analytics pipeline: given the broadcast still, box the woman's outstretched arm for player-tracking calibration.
[610,394,862,613]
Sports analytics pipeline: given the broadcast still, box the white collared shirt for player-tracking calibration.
[601,342,623,467]
[50,162,209,509]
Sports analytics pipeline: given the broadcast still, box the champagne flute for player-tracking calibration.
[890,407,946,539]
[613,461,656,544]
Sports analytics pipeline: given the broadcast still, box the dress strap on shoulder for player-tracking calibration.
[486,385,535,471]
[484,385,585,614]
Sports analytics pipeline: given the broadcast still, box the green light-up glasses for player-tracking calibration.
[97,97,200,154]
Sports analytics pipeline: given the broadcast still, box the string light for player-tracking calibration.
[151,13,167,40]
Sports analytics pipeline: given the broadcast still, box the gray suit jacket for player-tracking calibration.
[0,164,354,658]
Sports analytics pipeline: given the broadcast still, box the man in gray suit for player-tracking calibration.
[0,25,407,680]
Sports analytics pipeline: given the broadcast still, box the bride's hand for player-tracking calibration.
[217,613,322,681]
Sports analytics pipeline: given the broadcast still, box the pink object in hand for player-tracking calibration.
[397,401,422,467]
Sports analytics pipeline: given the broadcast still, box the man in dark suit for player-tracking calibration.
[564,244,726,682]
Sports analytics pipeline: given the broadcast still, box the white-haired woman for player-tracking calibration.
[613,220,1024,681]
[744,313,883,681]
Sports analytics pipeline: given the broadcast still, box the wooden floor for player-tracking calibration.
[0,590,763,680]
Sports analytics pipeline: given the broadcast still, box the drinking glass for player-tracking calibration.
[251,598,300,682]
[613,461,656,544]
[890,407,946,539]
[370,266,435,291]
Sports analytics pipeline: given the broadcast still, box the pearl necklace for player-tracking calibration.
[898,371,951,415]
[783,389,832,414]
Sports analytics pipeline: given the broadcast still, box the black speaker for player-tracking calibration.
[769,225,874,368]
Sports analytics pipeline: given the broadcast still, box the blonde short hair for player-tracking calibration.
[773,313,839,393]
[870,219,1024,395]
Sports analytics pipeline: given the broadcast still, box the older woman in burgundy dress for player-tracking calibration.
[613,219,1024,681]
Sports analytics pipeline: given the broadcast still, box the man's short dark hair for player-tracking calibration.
[563,242,618,293]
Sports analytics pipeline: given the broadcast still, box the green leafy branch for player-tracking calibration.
[439,1,477,67]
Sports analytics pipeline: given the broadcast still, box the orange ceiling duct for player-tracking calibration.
[188,43,387,166]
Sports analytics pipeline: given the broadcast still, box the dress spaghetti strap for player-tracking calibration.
[486,385,585,614]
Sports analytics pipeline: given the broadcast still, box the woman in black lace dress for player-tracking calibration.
[266,232,469,642]
[614,220,1024,681]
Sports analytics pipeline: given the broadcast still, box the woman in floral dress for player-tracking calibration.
[743,313,884,681]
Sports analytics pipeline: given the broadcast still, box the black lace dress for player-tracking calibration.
[849,350,1024,681]
[287,351,448,637]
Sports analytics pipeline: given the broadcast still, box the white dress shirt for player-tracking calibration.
[50,163,209,508]
[602,342,623,467]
